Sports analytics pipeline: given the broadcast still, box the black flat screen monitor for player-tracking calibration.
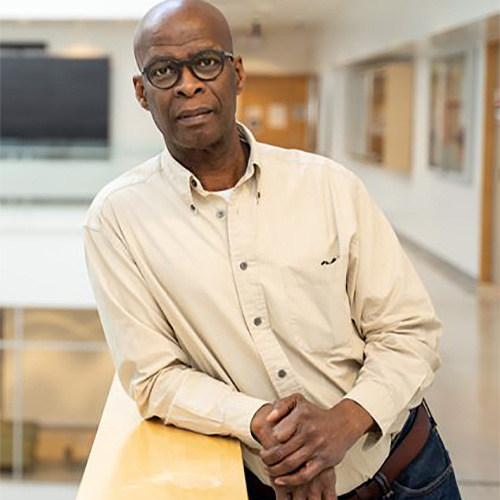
[0,56,110,142]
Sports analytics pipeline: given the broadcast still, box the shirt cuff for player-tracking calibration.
[222,392,270,450]
[343,380,397,447]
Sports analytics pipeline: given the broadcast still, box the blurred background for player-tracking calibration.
[0,1,498,499]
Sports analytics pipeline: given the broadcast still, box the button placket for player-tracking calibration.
[226,184,303,398]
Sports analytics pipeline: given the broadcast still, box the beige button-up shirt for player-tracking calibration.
[84,124,441,494]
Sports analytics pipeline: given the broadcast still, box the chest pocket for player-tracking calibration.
[282,255,353,354]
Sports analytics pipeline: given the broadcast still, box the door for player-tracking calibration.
[236,75,316,152]
[481,39,500,286]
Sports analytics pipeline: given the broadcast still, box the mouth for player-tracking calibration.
[177,108,214,123]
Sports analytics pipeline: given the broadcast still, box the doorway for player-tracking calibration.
[481,38,500,287]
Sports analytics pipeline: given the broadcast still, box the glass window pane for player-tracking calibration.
[429,53,467,173]
[1,348,114,481]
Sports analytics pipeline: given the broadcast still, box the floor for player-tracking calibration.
[405,244,500,500]
[1,235,499,500]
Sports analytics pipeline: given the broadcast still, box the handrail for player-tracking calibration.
[76,376,248,500]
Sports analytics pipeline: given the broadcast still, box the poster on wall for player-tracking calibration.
[244,105,264,134]
[429,50,472,177]
[267,103,288,130]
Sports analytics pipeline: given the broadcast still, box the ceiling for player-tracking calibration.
[0,0,346,28]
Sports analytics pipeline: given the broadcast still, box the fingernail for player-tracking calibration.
[275,479,285,486]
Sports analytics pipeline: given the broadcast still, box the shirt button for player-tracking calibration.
[253,317,262,326]
[190,204,196,212]
[278,369,287,379]
[216,210,225,219]
[239,262,248,271]
[190,178,198,188]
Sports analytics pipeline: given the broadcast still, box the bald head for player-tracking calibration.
[133,0,233,68]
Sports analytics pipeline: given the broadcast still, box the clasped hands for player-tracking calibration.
[250,394,375,500]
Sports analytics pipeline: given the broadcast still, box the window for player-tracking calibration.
[0,308,113,482]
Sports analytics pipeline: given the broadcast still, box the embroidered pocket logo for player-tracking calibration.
[320,257,337,266]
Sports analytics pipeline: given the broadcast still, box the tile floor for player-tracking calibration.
[405,244,500,500]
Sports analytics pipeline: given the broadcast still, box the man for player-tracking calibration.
[84,1,462,498]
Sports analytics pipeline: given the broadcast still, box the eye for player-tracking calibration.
[150,61,176,79]
[198,55,218,67]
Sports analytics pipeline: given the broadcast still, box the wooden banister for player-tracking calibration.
[76,376,248,500]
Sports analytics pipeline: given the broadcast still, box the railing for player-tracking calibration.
[76,376,249,500]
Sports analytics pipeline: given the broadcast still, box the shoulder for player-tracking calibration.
[257,142,360,190]
[84,153,162,231]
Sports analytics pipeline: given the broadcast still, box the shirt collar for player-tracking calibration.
[161,122,263,208]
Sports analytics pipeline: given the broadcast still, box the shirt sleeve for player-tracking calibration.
[84,204,266,449]
[343,177,442,439]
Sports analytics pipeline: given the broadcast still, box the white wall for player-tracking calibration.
[0,207,95,308]
[234,26,316,75]
[315,0,499,279]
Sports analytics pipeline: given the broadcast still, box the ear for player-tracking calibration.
[233,56,246,95]
[133,74,150,111]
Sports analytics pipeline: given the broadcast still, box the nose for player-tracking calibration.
[173,65,204,98]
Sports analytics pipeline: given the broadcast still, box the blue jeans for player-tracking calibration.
[373,405,462,500]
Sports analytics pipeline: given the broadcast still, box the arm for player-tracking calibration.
[84,208,267,448]
[344,178,442,436]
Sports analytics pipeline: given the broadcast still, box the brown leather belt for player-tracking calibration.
[340,402,433,500]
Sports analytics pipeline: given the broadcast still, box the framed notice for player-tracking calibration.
[428,49,475,179]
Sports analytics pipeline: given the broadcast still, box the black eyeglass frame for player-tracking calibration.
[141,49,234,90]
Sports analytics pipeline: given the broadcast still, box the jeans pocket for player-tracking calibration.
[392,428,461,499]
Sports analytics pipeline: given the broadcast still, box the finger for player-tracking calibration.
[291,484,308,500]
[261,434,304,466]
[265,444,314,477]
[318,467,337,500]
[321,469,337,500]
[322,490,337,500]
[274,486,291,500]
[267,393,303,423]
[307,477,322,500]
[275,458,325,487]
[272,409,301,443]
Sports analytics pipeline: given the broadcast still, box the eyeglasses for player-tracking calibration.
[142,49,234,90]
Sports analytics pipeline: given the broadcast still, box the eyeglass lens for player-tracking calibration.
[146,50,225,89]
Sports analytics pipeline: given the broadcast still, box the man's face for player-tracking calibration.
[133,14,245,151]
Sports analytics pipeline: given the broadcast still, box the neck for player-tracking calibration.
[167,127,249,192]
